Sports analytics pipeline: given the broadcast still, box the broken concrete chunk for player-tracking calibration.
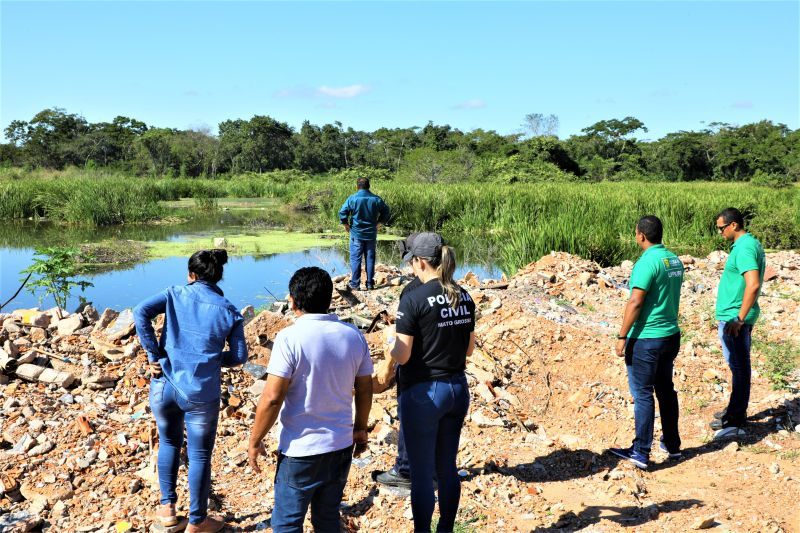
[0,511,42,533]
[38,368,75,388]
[56,314,85,336]
[26,440,54,457]
[105,309,135,341]
[28,327,47,343]
[3,339,19,357]
[15,350,38,365]
[248,379,266,397]
[15,363,45,382]
[20,480,73,505]
[243,362,269,380]
[95,308,119,331]
[3,320,22,334]
[82,305,100,323]
[90,338,127,362]
[9,434,35,455]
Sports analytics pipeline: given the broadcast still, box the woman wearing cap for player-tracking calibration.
[389,232,476,533]
[133,249,248,533]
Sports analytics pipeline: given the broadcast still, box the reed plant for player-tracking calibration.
[2,169,797,272]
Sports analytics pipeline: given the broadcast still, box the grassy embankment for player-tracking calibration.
[1,168,798,272]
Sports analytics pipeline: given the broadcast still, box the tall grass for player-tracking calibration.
[2,168,797,272]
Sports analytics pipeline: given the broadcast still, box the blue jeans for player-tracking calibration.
[719,321,753,426]
[400,374,469,533]
[150,378,220,525]
[272,446,353,532]
[349,238,376,288]
[625,333,681,457]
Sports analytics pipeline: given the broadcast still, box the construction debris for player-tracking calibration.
[1,252,798,531]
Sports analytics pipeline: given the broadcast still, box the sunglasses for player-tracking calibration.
[716,222,733,233]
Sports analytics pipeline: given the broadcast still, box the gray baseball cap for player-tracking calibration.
[399,232,444,261]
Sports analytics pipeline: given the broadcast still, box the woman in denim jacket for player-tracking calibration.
[134,249,248,533]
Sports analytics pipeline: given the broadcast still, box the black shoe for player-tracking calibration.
[713,409,727,420]
[709,418,744,431]
[375,468,411,489]
[366,284,375,290]
[659,441,682,460]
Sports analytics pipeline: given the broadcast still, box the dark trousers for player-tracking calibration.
[718,321,753,426]
[625,333,681,456]
[150,378,220,525]
[349,238,376,288]
[271,446,353,532]
[400,374,469,533]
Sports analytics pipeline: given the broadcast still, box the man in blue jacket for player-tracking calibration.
[338,177,391,290]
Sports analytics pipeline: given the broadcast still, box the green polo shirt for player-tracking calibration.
[628,244,684,339]
[715,233,765,325]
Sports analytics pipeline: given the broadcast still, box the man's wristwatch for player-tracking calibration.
[617,335,627,340]
[736,316,745,323]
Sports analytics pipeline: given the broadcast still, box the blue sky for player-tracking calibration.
[1,1,797,140]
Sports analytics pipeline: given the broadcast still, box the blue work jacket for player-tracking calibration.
[338,189,391,241]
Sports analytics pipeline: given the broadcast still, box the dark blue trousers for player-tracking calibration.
[625,333,681,456]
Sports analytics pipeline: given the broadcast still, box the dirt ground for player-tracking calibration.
[1,250,798,532]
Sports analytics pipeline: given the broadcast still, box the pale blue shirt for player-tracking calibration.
[134,281,247,403]
[267,313,373,457]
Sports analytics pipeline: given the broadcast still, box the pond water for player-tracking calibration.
[0,208,504,312]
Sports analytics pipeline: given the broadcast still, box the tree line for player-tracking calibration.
[2,108,798,184]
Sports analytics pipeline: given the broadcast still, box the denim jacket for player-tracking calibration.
[133,281,248,403]
[338,189,391,241]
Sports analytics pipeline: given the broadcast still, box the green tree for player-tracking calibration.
[4,108,89,168]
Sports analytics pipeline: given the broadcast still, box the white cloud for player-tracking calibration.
[731,100,754,109]
[453,99,486,109]
[316,84,370,98]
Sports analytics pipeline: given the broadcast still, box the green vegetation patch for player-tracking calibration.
[754,339,799,390]
[79,240,148,267]
[144,231,342,259]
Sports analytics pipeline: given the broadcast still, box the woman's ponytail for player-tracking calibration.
[436,245,460,309]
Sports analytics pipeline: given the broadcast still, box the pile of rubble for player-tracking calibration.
[1,253,799,532]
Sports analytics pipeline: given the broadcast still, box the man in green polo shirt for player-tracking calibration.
[609,215,684,470]
[711,207,765,438]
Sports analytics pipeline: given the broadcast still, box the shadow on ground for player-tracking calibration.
[534,498,704,531]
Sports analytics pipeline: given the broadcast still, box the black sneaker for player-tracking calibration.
[659,441,682,460]
[375,468,411,489]
[713,409,727,420]
[366,284,375,291]
[709,418,744,431]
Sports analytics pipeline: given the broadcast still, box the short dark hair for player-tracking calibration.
[717,207,745,229]
[357,177,370,190]
[188,249,228,283]
[289,267,333,314]
[636,215,663,244]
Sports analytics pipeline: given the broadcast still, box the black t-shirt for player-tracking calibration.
[395,279,476,390]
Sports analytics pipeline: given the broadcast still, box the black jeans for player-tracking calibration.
[625,333,681,456]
